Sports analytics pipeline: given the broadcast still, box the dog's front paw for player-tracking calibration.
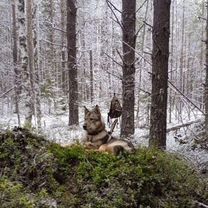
[84,142,97,149]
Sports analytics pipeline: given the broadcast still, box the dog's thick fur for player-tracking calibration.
[83,105,134,155]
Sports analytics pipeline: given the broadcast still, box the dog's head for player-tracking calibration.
[83,105,105,135]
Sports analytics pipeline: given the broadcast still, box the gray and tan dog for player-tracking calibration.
[83,105,134,155]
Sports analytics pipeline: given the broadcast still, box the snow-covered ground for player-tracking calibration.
[0,106,207,172]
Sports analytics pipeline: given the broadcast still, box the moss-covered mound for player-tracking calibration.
[0,128,207,208]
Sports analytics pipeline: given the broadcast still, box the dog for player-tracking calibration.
[83,105,134,155]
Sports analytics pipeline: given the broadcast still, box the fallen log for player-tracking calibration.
[166,119,202,133]
[139,119,202,139]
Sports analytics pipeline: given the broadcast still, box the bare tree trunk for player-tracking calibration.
[61,0,67,94]
[67,0,79,126]
[33,1,42,129]
[179,0,185,116]
[12,0,21,125]
[149,0,171,149]
[17,0,33,125]
[168,0,174,124]
[120,0,136,138]
[90,50,93,103]
[136,0,149,121]
[204,0,208,136]
[27,0,36,125]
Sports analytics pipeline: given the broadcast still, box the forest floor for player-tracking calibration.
[0,128,208,207]
[0,105,207,173]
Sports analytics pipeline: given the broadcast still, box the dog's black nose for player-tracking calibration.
[83,124,87,130]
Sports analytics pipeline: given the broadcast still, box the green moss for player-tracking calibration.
[0,129,208,208]
[0,179,35,208]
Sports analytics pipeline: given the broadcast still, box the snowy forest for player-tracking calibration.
[0,0,207,151]
[0,0,208,207]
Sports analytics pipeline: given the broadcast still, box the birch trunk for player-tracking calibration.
[12,0,21,125]
[17,0,33,125]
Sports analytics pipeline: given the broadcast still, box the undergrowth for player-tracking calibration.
[0,128,207,208]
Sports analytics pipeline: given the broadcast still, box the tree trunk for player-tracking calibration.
[27,0,35,124]
[67,0,79,126]
[149,0,171,149]
[90,50,93,104]
[120,0,136,138]
[12,0,21,125]
[178,0,185,117]
[204,0,208,136]
[136,0,149,121]
[33,1,42,129]
[17,0,33,125]
[61,0,67,94]
[168,0,175,124]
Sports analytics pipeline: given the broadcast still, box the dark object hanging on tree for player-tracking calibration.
[108,94,122,124]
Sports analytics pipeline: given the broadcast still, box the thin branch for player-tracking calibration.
[198,16,207,21]
[52,26,66,33]
[139,88,151,95]
[122,40,152,65]
[104,52,123,67]
[169,81,204,115]
[109,16,123,28]
[102,67,122,80]
[43,20,66,33]
[143,51,152,56]
[149,71,205,115]
[136,0,148,13]
[41,39,67,47]
[135,24,144,38]
[0,87,15,98]
[102,67,150,96]
[116,49,124,62]
[106,0,122,14]
[106,0,123,29]
[143,20,153,28]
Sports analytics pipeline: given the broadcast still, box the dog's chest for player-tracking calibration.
[87,132,109,147]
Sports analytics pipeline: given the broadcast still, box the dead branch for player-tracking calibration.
[0,87,15,98]
[168,81,205,115]
[106,0,123,29]
[122,40,152,65]
[136,0,148,13]
[135,24,144,38]
[41,39,67,48]
[116,49,124,62]
[104,52,123,67]
[106,0,122,14]
[143,20,153,28]
[198,16,207,21]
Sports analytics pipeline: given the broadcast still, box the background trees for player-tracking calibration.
[0,0,207,147]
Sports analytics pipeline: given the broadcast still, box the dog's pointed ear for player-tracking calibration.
[94,105,100,113]
[84,106,89,115]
